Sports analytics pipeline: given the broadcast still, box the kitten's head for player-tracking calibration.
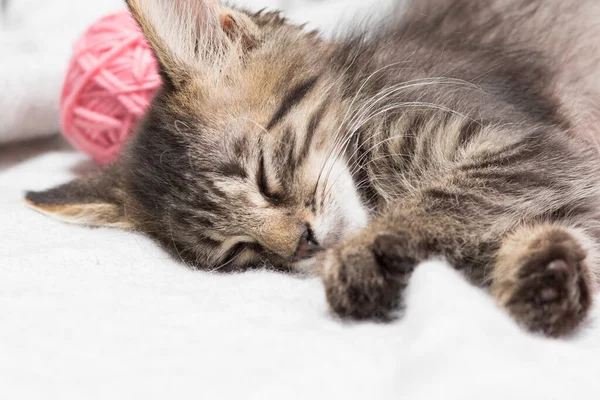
[26,0,368,272]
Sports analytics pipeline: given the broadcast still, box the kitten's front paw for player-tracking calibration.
[321,230,419,320]
[497,230,593,337]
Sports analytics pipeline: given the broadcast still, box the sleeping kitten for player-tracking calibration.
[26,0,600,337]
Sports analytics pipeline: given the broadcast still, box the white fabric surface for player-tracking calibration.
[3,142,600,400]
[0,0,125,144]
[3,1,600,399]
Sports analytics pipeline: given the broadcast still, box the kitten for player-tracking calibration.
[26,0,600,337]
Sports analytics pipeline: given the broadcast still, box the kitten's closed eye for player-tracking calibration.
[219,241,266,269]
[224,242,252,263]
[257,152,284,204]
[25,0,370,274]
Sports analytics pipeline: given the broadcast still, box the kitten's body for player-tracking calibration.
[27,0,600,337]
[332,0,600,281]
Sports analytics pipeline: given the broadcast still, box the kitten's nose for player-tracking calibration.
[291,225,322,262]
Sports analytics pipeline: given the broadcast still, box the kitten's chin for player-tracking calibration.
[291,257,321,275]
[316,195,370,249]
[316,158,370,248]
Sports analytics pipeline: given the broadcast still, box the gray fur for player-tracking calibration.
[27,0,600,337]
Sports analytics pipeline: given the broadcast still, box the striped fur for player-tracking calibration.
[26,0,600,336]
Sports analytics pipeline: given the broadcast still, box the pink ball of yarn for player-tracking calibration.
[60,10,162,165]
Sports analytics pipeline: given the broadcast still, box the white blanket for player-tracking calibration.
[0,0,124,144]
[2,1,600,399]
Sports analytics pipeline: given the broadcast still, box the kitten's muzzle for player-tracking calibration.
[290,225,322,262]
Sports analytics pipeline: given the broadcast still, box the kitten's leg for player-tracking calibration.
[320,228,419,320]
[320,204,490,321]
[491,224,595,337]
[320,205,597,336]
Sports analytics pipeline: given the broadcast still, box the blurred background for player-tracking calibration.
[0,0,396,149]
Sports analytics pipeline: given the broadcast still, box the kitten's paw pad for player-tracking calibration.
[504,233,592,337]
[321,232,416,321]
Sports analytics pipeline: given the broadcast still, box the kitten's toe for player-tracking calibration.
[321,231,416,321]
[372,233,419,276]
[500,233,592,337]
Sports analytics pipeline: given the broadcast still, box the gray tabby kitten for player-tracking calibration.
[27,0,600,337]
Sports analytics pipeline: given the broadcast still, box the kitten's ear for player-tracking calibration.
[126,0,258,85]
[25,166,132,229]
